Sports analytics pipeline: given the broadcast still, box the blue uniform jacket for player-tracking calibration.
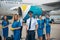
[2,20,9,27]
[37,19,44,29]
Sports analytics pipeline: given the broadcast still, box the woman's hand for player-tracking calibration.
[35,24,38,31]
[10,27,15,31]
[10,27,21,31]
[2,25,8,28]
[0,26,2,29]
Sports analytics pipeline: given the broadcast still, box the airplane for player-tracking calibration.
[0,0,43,20]
[0,0,60,23]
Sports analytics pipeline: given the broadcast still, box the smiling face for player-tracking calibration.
[4,16,7,20]
[29,12,33,18]
[39,15,42,20]
[14,14,18,21]
[28,11,33,18]
[46,15,50,18]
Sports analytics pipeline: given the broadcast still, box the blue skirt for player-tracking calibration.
[37,29,43,37]
[3,27,8,38]
[14,30,20,40]
[46,25,51,34]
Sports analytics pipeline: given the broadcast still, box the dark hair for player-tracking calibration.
[28,11,33,14]
[3,15,9,23]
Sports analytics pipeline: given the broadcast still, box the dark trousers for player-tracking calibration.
[20,26,23,38]
[27,30,35,40]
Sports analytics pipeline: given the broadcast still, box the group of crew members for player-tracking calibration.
[1,11,54,40]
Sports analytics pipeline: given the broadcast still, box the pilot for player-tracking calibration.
[37,15,44,40]
[11,14,21,40]
[45,14,52,40]
[2,15,9,40]
[26,11,38,40]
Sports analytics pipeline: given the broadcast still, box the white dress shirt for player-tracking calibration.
[26,17,38,30]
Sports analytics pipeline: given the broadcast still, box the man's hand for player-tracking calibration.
[26,25,28,31]
[35,24,38,31]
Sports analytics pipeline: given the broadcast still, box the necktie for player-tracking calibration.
[29,18,31,29]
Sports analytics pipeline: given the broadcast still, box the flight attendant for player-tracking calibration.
[37,15,44,40]
[26,11,38,40]
[11,14,21,40]
[19,17,23,38]
[2,15,9,40]
[45,15,51,40]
